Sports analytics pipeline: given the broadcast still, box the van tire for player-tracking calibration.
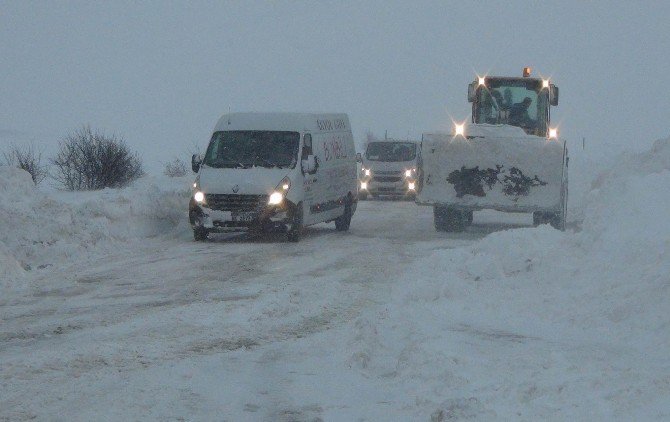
[359,191,368,201]
[335,198,352,231]
[193,227,208,241]
[287,202,303,242]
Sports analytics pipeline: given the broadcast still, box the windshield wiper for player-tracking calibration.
[209,158,248,168]
[253,156,278,168]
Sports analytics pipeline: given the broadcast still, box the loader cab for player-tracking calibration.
[469,76,559,137]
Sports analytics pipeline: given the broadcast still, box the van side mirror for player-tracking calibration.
[549,85,559,106]
[191,154,202,173]
[356,152,362,163]
[467,82,477,103]
[301,155,318,175]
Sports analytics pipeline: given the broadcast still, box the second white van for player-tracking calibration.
[189,112,358,242]
[358,140,420,199]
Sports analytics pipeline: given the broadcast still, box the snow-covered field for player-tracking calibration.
[2,138,670,420]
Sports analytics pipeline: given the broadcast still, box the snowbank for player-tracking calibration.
[0,166,191,290]
[347,137,670,418]
[0,242,25,286]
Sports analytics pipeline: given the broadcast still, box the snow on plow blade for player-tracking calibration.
[417,127,567,213]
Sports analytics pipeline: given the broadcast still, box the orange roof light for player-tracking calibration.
[523,67,531,77]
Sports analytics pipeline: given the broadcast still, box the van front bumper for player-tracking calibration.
[360,178,416,196]
[189,196,297,233]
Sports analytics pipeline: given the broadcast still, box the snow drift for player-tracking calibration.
[0,166,191,290]
[348,137,670,419]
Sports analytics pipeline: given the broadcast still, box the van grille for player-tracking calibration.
[372,176,401,183]
[204,194,268,212]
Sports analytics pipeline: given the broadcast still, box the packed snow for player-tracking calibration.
[1,138,670,420]
[0,168,190,292]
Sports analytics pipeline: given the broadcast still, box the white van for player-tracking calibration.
[358,140,420,199]
[189,113,358,242]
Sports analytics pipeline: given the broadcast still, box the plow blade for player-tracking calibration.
[417,130,567,213]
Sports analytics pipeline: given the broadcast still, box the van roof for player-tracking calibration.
[213,112,349,133]
[368,139,419,144]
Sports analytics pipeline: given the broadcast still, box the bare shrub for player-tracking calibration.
[51,126,144,191]
[163,158,187,177]
[3,142,48,185]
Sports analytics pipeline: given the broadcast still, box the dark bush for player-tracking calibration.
[3,142,48,185]
[51,126,144,190]
[163,158,187,177]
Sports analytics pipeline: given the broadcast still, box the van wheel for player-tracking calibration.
[193,227,208,241]
[287,202,303,242]
[335,198,352,231]
[434,206,466,232]
[465,211,474,226]
[359,191,368,201]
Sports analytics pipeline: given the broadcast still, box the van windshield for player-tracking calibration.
[365,142,416,162]
[203,131,299,169]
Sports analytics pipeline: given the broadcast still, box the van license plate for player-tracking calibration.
[231,212,255,222]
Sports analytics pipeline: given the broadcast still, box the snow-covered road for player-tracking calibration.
[3,137,670,420]
[2,201,530,420]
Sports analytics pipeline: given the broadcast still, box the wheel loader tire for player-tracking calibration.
[533,211,566,231]
[434,206,466,232]
[549,212,566,231]
[434,206,446,231]
[534,183,567,231]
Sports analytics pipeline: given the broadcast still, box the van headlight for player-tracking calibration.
[268,192,284,205]
[405,168,416,177]
[268,176,291,205]
[194,191,205,203]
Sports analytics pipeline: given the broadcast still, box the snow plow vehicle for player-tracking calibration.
[416,68,568,231]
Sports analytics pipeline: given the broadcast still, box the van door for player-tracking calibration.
[313,130,352,222]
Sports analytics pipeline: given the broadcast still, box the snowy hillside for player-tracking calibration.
[0,168,191,291]
[1,138,669,420]
[348,138,670,419]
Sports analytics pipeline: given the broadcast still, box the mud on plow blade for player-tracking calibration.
[417,126,568,229]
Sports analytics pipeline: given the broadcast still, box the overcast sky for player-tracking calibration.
[2,1,668,172]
